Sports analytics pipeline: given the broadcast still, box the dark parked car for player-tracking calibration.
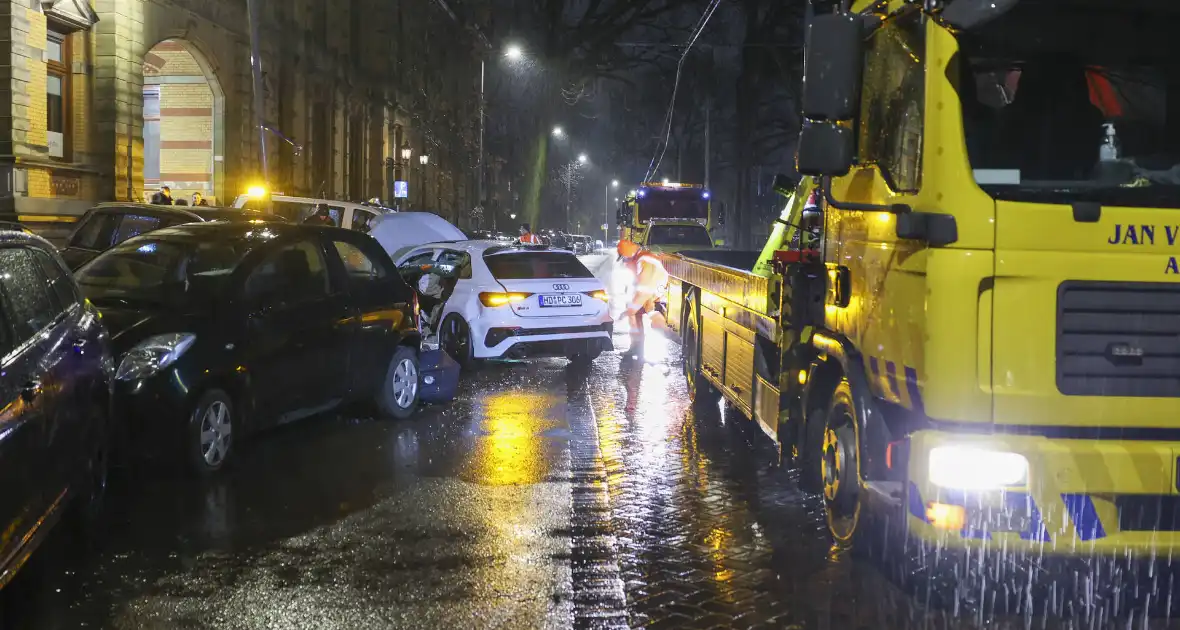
[0,230,112,587]
[0,221,33,235]
[75,222,435,473]
[61,202,285,270]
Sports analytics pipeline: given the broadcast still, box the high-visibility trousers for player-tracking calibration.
[626,290,657,345]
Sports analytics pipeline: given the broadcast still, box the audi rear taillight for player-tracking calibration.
[479,292,533,307]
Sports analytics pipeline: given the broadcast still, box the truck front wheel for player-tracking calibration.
[821,380,864,545]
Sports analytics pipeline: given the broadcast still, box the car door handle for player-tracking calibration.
[20,380,41,402]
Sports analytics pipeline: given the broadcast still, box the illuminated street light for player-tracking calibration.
[578,153,588,164]
[504,44,524,61]
[419,154,429,165]
[604,179,620,243]
[552,126,564,138]
[400,146,413,161]
[510,213,517,220]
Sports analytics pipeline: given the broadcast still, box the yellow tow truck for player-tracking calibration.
[665,0,1180,581]
[617,182,721,253]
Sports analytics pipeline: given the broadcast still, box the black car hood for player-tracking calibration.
[93,305,205,355]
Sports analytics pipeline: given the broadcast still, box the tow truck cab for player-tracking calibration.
[784,0,1180,555]
[617,182,720,247]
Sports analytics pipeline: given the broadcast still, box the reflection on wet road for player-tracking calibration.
[7,364,578,629]
[2,255,1168,629]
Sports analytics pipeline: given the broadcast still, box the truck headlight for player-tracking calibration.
[928,446,1028,490]
[116,333,196,381]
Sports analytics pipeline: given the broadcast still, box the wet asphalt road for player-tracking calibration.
[2,255,1174,629]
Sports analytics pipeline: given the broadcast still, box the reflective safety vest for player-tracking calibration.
[520,232,541,244]
[634,253,668,293]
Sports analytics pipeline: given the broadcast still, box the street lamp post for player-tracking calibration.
[245,0,268,185]
[398,145,412,210]
[565,153,588,231]
[475,43,527,230]
[477,59,485,229]
[418,154,429,212]
[565,163,572,231]
[604,179,618,243]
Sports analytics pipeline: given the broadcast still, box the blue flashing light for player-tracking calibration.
[701,191,710,200]
[137,243,157,254]
[637,190,647,198]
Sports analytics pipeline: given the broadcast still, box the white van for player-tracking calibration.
[231,194,392,233]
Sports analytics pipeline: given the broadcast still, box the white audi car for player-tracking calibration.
[395,241,613,365]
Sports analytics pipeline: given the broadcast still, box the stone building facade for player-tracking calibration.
[0,0,489,224]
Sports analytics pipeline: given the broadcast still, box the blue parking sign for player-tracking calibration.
[394,181,409,198]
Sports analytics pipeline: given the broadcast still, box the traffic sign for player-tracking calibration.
[394,181,409,198]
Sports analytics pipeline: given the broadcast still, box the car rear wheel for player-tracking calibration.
[441,314,477,370]
[377,346,420,420]
[188,389,234,474]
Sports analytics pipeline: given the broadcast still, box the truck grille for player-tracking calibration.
[1057,283,1180,398]
[1058,281,1180,397]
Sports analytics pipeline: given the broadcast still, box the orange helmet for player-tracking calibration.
[617,240,641,258]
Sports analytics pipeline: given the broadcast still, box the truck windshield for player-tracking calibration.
[957,2,1180,207]
[637,189,709,223]
[647,225,713,247]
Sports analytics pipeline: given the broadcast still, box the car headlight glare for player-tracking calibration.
[116,333,196,381]
[928,446,1028,490]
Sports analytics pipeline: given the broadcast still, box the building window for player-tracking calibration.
[143,87,161,184]
[46,29,69,159]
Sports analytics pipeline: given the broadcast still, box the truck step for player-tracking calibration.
[863,481,904,509]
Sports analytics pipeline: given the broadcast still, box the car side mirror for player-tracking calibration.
[796,122,855,177]
[801,13,867,121]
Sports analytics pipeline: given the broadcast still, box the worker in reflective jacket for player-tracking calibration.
[519,223,542,244]
[617,239,668,355]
